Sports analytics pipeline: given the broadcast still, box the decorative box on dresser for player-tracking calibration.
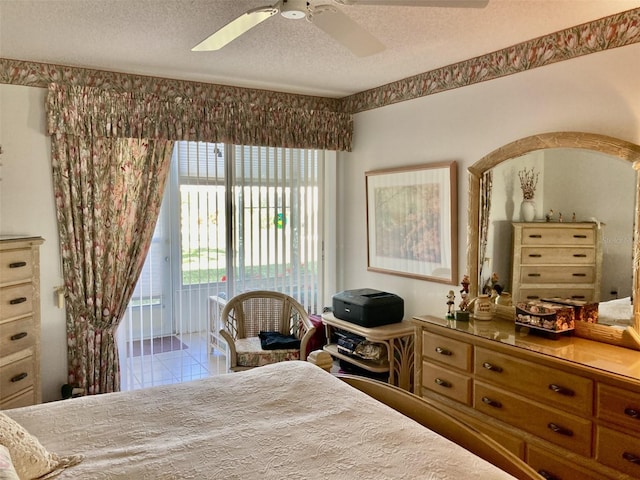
[0,236,44,409]
[511,222,602,302]
[413,314,640,480]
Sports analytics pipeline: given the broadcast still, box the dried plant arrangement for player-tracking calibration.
[518,167,539,200]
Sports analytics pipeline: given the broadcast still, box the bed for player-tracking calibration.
[0,361,538,479]
[597,296,634,326]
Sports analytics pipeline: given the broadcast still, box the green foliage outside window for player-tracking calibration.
[181,245,317,285]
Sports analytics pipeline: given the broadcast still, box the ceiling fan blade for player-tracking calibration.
[192,4,279,52]
[334,0,489,7]
[308,6,385,57]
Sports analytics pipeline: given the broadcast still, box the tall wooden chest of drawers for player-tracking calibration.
[0,236,44,408]
[511,222,602,302]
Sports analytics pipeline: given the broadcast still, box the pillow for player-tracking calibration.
[0,445,19,480]
[0,412,83,479]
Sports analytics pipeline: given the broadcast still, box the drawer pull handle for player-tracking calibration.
[435,347,452,356]
[434,378,452,388]
[9,261,27,268]
[538,470,560,480]
[573,254,587,258]
[570,295,586,300]
[549,384,574,396]
[10,372,28,383]
[10,332,28,341]
[572,273,586,277]
[482,362,503,373]
[526,295,541,300]
[624,407,640,419]
[528,234,542,238]
[623,452,640,464]
[528,273,541,277]
[528,254,542,258]
[547,422,573,436]
[573,234,587,239]
[481,396,502,408]
[9,297,27,305]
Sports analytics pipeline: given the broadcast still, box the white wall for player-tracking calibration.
[2,42,640,401]
[337,43,640,319]
[0,84,67,402]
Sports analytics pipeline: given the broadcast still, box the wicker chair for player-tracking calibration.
[218,290,316,372]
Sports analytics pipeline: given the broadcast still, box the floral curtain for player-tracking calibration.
[47,85,174,394]
[49,133,172,394]
[46,83,352,151]
[478,170,493,289]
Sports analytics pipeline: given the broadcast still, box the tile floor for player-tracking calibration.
[119,333,340,391]
[119,332,227,391]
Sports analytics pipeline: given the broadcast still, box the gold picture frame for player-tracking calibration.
[366,161,458,284]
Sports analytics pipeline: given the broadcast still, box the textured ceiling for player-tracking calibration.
[1,0,640,98]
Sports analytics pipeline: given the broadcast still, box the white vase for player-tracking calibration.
[520,199,536,222]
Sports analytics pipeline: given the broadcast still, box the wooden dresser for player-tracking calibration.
[511,222,602,302]
[413,314,640,480]
[0,236,44,409]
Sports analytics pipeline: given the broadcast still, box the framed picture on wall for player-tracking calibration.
[365,161,458,285]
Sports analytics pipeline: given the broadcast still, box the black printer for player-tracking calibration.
[332,288,404,327]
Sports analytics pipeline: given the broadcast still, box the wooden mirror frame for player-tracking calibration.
[467,132,640,350]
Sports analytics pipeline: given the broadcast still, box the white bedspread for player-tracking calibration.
[598,296,633,326]
[6,362,514,479]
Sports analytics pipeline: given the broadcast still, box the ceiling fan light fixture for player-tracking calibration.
[281,0,308,19]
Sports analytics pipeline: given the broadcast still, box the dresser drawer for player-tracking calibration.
[0,283,33,320]
[521,227,595,246]
[0,248,33,284]
[421,331,472,371]
[474,382,592,457]
[0,388,35,410]
[459,411,525,459]
[520,246,595,265]
[475,347,593,416]
[0,316,36,357]
[597,384,640,435]
[596,426,640,477]
[518,287,595,302]
[421,360,471,405]
[528,445,603,480]
[518,265,595,284]
[0,354,35,400]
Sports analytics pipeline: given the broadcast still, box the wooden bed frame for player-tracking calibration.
[338,374,540,480]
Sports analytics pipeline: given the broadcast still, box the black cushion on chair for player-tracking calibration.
[258,331,301,350]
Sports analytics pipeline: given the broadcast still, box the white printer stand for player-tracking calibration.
[321,312,415,392]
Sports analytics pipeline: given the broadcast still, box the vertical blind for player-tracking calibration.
[231,145,322,310]
[118,141,324,390]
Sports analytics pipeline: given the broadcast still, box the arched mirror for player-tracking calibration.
[467,132,640,350]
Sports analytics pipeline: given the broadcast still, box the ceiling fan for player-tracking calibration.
[192,0,489,57]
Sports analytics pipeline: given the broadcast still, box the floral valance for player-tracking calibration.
[46,84,353,151]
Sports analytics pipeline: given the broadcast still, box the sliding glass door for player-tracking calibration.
[118,142,325,390]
